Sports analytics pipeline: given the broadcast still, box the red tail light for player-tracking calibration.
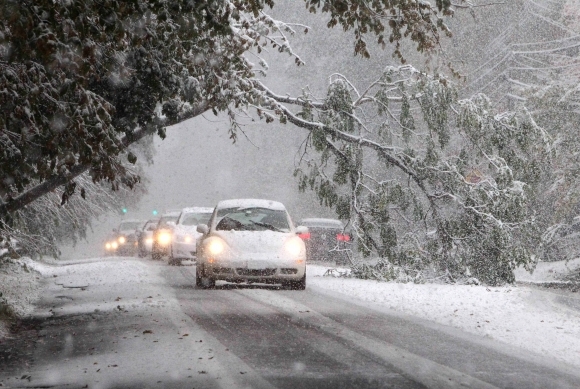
[337,233,350,242]
[298,232,311,240]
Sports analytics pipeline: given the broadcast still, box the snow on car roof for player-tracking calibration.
[180,207,214,214]
[300,218,344,227]
[119,219,142,223]
[216,199,286,211]
[162,210,182,217]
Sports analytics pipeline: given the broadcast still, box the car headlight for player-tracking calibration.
[207,238,225,255]
[184,235,192,243]
[285,237,304,257]
[111,241,118,249]
[158,232,172,245]
[105,243,111,250]
[145,238,153,244]
[118,236,126,244]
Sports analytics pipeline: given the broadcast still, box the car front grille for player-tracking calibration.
[214,267,234,274]
[236,268,277,277]
[280,268,298,274]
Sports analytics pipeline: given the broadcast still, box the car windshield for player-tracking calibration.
[158,215,178,228]
[215,207,290,232]
[119,222,141,231]
[179,212,212,226]
[144,221,157,231]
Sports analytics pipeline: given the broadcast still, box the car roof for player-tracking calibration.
[180,207,214,214]
[300,218,344,227]
[161,211,182,217]
[119,219,142,225]
[216,199,286,211]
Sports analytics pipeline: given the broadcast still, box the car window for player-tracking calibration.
[119,222,141,231]
[215,207,290,232]
[145,222,157,231]
[179,212,212,226]
[158,215,178,227]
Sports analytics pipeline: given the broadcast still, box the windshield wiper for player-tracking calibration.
[250,220,283,232]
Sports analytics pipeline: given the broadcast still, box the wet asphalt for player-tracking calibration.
[162,264,580,389]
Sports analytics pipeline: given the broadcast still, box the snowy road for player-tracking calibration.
[2,257,580,388]
[164,264,580,389]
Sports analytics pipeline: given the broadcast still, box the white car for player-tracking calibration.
[136,219,159,257]
[171,207,214,261]
[196,199,308,289]
[151,211,181,260]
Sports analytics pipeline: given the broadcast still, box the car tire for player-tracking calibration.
[168,257,182,266]
[293,275,306,290]
[196,264,215,289]
[168,248,180,266]
[195,265,202,287]
[203,277,216,288]
[282,274,306,290]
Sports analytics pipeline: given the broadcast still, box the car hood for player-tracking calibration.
[174,225,202,238]
[174,225,197,234]
[213,230,294,254]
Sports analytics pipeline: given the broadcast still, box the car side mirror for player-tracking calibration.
[197,224,209,234]
[295,226,309,234]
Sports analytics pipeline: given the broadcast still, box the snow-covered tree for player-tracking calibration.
[0,0,457,216]
[254,66,551,285]
[0,0,466,255]
[0,171,146,259]
[446,0,580,261]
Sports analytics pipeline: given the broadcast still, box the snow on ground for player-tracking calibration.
[308,262,580,369]
[1,256,274,388]
[3,255,580,372]
[0,257,46,338]
[514,257,580,283]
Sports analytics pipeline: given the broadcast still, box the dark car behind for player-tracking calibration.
[298,218,351,264]
[112,220,143,256]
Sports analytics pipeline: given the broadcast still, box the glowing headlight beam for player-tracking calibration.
[285,237,303,257]
[118,236,126,244]
[158,232,172,246]
[208,239,225,255]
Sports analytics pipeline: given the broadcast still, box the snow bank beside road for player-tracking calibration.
[308,264,580,369]
[514,257,580,283]
[0,258,44,339]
